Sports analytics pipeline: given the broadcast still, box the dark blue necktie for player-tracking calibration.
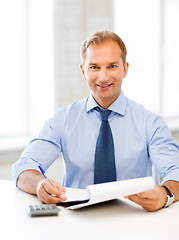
[94,107,116,184]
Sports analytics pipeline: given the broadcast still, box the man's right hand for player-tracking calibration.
[17,170,67,204]
[37,179,67,204]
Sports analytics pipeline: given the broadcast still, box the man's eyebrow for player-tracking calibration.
[88,63,97,65]
[88,61,119,65]
[110,61,120,64]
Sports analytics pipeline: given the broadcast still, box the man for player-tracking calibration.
[12,30,179,211]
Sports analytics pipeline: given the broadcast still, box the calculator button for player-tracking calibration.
[35,205,40,210]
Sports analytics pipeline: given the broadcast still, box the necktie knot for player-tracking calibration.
[95,107,111,121]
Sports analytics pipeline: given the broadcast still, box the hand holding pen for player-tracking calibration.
[37,165,67,204]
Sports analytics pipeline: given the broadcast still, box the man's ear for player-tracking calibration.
[123,62,129,79]
[80,64,86,80]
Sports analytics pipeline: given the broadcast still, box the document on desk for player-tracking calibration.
[58,177,155,210]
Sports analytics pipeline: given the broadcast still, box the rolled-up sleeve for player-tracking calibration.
[147,115,179,184]
[12,120,62,185]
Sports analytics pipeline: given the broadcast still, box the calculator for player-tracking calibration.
[27,204,60,217]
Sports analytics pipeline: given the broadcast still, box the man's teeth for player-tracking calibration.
[98,84,111,87]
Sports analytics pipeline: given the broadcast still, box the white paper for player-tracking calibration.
[65,187,89,202]
[63,177,155,210]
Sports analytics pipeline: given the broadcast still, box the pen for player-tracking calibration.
[38,165,58,191]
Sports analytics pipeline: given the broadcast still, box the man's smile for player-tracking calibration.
[96,83,113,89]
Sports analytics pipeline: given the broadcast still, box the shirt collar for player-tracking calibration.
[86,90,127,116]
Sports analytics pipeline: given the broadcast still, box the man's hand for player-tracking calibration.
[125,186,167,212]
[17,170,67,204]
[37,179,67,204]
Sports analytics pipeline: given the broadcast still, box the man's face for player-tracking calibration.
[81,40,129,109]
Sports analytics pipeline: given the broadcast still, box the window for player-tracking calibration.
[114,0,179,130]
[0,0,54,150]
[0,0,26,137]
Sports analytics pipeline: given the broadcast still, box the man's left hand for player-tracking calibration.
[125,186,167,212]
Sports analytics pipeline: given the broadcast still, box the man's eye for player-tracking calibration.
[90,66,98,70]
[109,65,117,69]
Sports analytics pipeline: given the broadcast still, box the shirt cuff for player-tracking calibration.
[161,168,179,185]
[12,157,40,186]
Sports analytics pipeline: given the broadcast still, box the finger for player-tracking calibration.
[42,191,67,204]
[37,180,67,203]
[126,194,151,206]
[126,188,157,201]
[39,187,67,204]
[137,189,157,199]
[126,194,141,204]
[43,180,66,199]
[53,181,66,193]
[126,194,154,211]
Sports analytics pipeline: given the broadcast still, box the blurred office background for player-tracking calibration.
[0,0,179,182]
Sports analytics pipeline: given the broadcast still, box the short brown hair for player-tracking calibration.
[81,30,127,65]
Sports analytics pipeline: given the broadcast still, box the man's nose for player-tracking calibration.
[98,68,108,82]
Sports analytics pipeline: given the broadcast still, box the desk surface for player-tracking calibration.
[1,180,179,240]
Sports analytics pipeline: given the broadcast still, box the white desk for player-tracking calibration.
[1,180,179,240]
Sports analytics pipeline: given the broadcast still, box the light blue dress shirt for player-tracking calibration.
[12,91,179,188]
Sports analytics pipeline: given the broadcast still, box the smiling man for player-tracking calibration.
[80,39,128,109]
[12,30,179,211]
